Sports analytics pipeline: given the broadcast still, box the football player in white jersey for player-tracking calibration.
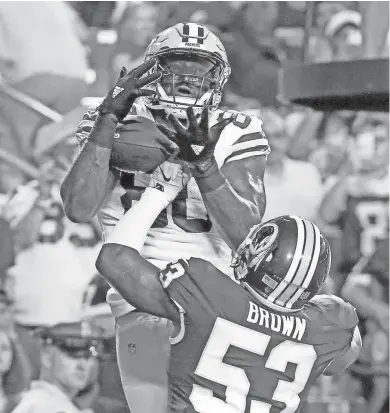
[61,23,270,413]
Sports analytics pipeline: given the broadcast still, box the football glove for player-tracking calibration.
[97,59,161,121]
[157,107,232,175]
[149,162,191,203]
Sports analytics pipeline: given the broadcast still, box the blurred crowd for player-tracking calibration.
[0,2,388,413]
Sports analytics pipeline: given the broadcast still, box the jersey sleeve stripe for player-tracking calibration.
[224,150,269,164]
[232,139,269,152]
[232,132,267,145]
[224,144,270,164]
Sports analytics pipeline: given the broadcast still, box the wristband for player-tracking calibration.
[194,158,226,194]
[88,113,118,149]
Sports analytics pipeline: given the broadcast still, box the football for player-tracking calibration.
[110,116,171,173]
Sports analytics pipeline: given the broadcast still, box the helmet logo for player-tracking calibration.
[181,23,205,45]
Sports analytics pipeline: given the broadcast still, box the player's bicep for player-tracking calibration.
[96,244,180,323]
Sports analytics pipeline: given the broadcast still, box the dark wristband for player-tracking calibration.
[88,113,118,149]
[194,158,226,194]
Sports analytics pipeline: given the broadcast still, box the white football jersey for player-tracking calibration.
[75,101,270,317]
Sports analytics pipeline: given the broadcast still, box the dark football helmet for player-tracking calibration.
[231,215,331,312]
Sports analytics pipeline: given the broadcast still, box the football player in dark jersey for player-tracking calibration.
[96,163,362,413]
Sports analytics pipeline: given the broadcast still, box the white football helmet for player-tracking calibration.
[143,22,231,118]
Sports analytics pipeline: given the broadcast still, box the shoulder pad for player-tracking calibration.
[213,110,270,166]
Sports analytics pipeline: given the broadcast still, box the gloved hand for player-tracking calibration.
[97,59,161,121]
[157,107,232,176]
[148,161,191,203]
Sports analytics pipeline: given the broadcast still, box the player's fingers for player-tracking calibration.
[199,109,209,134]
[157,134,180,157]
[186,107,198,130]
[156,124,180,154]
[131,58,157,78]
[137,71,162,88]
[156,123,176,140]
[136,89,157,98]
[119,67,128,79]
[167,114,187,135]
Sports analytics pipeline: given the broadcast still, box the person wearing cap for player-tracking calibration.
[324,9,362,60]
[12,321,105,413]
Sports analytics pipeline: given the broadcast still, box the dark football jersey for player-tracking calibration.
[159,258,358,413]
[340,175,389,273]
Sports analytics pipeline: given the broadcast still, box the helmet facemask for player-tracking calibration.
[144,51,229,119]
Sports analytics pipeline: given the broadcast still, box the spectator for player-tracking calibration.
[318,112,389,294]
[74,349,129,413]
[219,2,286,106]
[307,1,358,63]
[0,290,32,413]
[111,2,159,78]
[3,161,100,379]
[12,321,105,413]
[342,239,389,413]
[0,1,88,191]
[308,111,354,184]
[324,10,363,60]
[0,217,15,283]
[260,109,324,222]
[81,274,126,405]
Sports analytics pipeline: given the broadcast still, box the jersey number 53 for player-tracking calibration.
[190,318,316,413]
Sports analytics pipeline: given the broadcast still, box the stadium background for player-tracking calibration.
[0,1,388,413]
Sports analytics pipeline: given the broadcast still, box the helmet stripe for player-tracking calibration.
[285,221,321,308]
[198,26,204,44]
[182,23,190,42]
[275,217,313,306]
[267,215,305,303]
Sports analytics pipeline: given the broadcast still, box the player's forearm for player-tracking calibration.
[106,188,169,251]
[61,114,117,223]
[195,163,264,250]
